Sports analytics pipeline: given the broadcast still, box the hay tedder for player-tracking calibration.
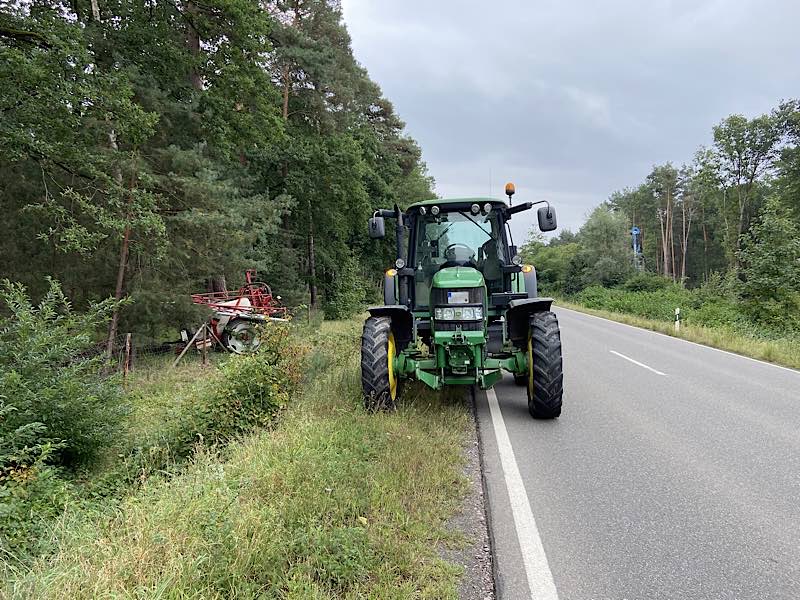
[361,183,564,418]
[190,270,288,353]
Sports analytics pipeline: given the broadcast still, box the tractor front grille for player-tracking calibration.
[434,321,483,331]
[431,287,485,332]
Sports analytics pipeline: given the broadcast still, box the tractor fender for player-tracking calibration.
[367,305,413,348]
[505,297,554,346]
[383,271,397,305]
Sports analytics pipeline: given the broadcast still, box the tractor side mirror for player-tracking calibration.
[368,216,386,239]
[537,206,557,232]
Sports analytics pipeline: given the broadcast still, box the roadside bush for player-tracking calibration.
[121,323,305,481]
[201,323,304,441]
[739,197,800,332]
[574,277,755,333]
[621,272,672,292]
[0,459,72,558]
[575,284,690,321]
[0,280,125,470]
[0,279,124,556]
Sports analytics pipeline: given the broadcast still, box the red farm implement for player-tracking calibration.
[190,270,288,353]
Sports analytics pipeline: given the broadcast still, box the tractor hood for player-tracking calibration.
[432,267,485,289]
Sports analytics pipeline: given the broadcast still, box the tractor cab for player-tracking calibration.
[362,184,564,421]
[408,199,510,308]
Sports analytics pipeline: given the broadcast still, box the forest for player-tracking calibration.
[2,3,462,587]
[522,101,800,337]
[1,0,433,344]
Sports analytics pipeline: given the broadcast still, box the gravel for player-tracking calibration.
[440,388,495,600]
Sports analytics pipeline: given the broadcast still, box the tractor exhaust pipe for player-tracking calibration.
[395,204,404,262]
[394,204,410,306]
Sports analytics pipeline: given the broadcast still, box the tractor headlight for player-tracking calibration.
[395,258,406,269]
[419,206,427,215]
[435,306,482,320]
[483,203,492,214]
[471,203,480,215]
[512,254,523,266]
[431,205,440,216]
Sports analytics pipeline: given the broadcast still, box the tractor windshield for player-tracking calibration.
[412,210,507,308]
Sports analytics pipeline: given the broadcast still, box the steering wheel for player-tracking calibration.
[442,243,477,268]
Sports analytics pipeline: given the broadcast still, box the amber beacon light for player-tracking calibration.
[505,182,516,203]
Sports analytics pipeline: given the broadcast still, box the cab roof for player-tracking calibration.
[406,197,508,210]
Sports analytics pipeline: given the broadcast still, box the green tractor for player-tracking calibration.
[361,183,563,418]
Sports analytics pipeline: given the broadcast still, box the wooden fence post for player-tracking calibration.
[201,325,208,367]
[123,333,132,382]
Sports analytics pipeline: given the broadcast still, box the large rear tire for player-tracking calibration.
[361,316,399,411]
[526,311,563,419]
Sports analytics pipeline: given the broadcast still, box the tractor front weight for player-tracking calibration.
[392,334,527,391]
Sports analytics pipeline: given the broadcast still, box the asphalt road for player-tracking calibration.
[476,306,800,600]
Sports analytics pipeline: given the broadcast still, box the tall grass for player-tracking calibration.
[3,320,472,599]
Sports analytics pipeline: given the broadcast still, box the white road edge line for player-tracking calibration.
[558,306,800,376]
[486,388,560,600]
[609,350,667,376]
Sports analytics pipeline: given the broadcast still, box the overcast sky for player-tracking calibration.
[341,0,800,239]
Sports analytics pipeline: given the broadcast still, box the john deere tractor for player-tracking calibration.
[361,183,563,419]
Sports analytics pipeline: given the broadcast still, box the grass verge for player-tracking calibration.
[2,319,473,599]
[559,299,800,370]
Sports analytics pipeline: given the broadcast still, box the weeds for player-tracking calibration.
[3,319,472,599]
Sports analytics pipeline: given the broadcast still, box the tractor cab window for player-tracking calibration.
[413,210,506,307]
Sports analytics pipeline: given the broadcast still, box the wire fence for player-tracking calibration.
[86,323,222,380]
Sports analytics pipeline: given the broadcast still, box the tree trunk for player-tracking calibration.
[282,64,291,121]
[308,200,317,308]
[658,209,668,278]
[186,1,203,90]
[207,276,227,294]
[667,189,675,283]
[89,0,100,20]
[701,203,708,281]
[680,200,688,285]
[106,219,131,358]
[105,128,127,358]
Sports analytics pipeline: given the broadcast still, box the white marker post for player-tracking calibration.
[675,307,681,332]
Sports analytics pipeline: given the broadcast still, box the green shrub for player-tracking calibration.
[621,272,672,292]
[574,276,760,334]
[0,279,124,557]
[739,197,800,330]
[201,323,303,442]
[0,280,125,470]
[0,460,72,558]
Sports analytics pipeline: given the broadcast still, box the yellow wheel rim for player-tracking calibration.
[527,332,534,396]
[388,332,397,401]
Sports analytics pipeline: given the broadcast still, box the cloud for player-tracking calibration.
[342,0,800,235]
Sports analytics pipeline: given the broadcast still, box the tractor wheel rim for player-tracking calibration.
[388,331,397,400]
[229,323,260,354]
